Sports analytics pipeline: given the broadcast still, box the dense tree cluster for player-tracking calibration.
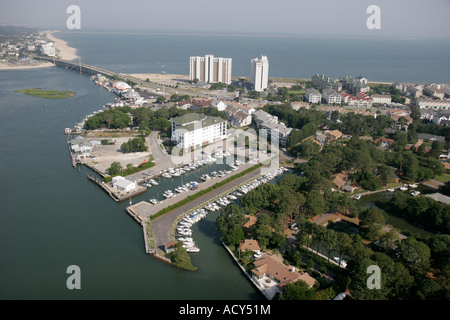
[120,137,148,153]
[387,191,450,233]
[84,107,132,130]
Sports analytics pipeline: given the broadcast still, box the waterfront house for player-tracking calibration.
[164,241,178,254]
[239,239,261,253]
[251,253,317,298]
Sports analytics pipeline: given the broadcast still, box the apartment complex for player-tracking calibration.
[322,88,342,104]
[170,113,227,151]
[304,88,322,103]
[189,54,232,84]
[250,55,269,92]
[252,109,292,146]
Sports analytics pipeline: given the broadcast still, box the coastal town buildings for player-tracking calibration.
[416,98,450,110]
[340,76,370,94]
[170,113,227,151]
[112,176,137,192]
[251,253,316,299]
[250,55,269,92]
[304,88,322,103]
[311,74,342,91]
[322,88,342,104]
[372,94,392,105]
[189,54,232,84]
[340,91,373,108]
[38,42,56,57]
[252,109,292,145]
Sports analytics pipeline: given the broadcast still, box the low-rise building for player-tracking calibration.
[170,113,227,151]
[372,94,392,104]
[305,88,322,104]
[322,88,342,105]
[251,253,316,299]
[112,176,137,192]
[416,98,450,110]
[239,240,261,253]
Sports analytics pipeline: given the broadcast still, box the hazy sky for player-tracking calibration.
[1,0,450,38]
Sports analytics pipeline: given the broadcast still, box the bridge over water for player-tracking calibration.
[39,57,117,78]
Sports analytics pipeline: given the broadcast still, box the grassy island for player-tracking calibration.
[16,88,75,99]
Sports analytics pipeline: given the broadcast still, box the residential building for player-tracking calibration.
[304,88,322,104]
[39,42,56,57]
[252,109,292,145]
[189,54,232,84]
[340,91,373,108]
[170,113,227,151]
[416,98,450,110]
[340,76,370,94]
[424,193,450,205]
[291,101,310,111]
[322,88,342,105]
[250,55,269,92]
[372,94,392,104]
[224,103,252,127]
[239,240,261,253]
[211,100,227,112]
[311,74,342,91]
[251,253,316,298]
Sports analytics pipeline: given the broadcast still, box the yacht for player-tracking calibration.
[149,199,158,205]
[399,186,408,191]
[411,190,421,196]
[409,184,418,188]
[149,179,158,185]
[227,194,237,200]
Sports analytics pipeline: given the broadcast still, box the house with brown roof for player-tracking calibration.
[239,239,261,253]
[243,214,257,230]
[324,129,343,140]
[251,253,316,297]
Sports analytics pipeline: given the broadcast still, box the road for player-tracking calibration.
[150,163,272,252]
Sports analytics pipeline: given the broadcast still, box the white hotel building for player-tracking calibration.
[251,55,269,92]
[190,54,232,84]
[170,113,227,151]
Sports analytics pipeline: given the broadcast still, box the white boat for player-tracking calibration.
[149,199,158,205]
[411,191,421,196]
[149,179,158,185]
[399,186,408,191]
[409,184,418,188]
[388,188,395,192]
[186,247,200,253]
[353,194,361,200]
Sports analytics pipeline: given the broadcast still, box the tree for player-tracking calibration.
[395,237,431,272]
[305,190,327,217]
[216,204,246,235]
[277,280,316,300]
[156,96,166,103]
[270,232,287,248]
[223,227,245,246]
[320,229,338,263]
[253,213,273,248]
[108,161,122,175]
[169,242,197,271]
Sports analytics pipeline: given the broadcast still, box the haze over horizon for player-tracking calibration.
[1,0,450,39]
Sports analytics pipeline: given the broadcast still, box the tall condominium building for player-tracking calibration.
[190,54,232,84]
[250,55,269,92]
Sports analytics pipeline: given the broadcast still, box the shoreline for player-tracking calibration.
[46,31,80,61]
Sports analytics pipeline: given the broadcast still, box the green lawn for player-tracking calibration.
[433,174,450,183]
[16,88,75,99]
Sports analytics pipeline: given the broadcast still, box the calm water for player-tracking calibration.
[0,67,263,299]
[57,31,450,84]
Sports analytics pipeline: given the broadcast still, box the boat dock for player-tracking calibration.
[87,174,147,202]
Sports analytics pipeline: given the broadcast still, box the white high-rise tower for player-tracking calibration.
[251,55,269,92]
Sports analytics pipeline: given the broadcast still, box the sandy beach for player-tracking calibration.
[47,31,79,61]
[129,73,190,86]
[0,61,55,70]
